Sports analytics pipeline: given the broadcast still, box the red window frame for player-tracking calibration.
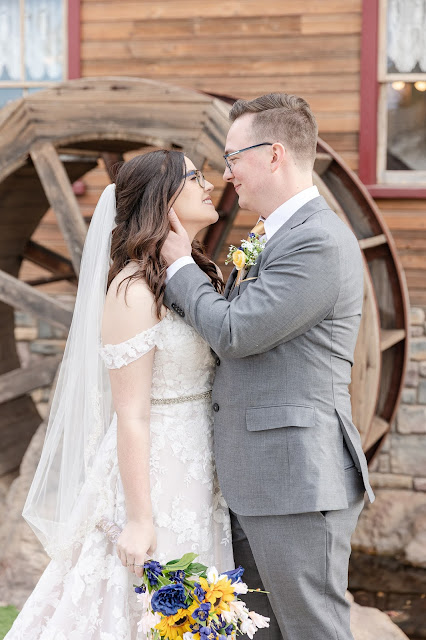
[68,0,81,80]
[359,0,426,198]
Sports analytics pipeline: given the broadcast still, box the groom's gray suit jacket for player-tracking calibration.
[164,195,375,516]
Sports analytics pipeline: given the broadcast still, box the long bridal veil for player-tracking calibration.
[23,183,117,561]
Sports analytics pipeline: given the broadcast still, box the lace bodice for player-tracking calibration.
[100,310,215,397]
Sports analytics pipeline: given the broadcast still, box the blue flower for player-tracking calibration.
[193,582,206,601]
[170,569,186,583]
[221,566,245,583]
[134,584,146,594]
[249,233,255,238]
[151,583,188,616]
[238,246,243,250]
[200,626,217,640]
[192,602,211,621]
[225,625,234,635]
[143,560,163,586]
[211,616,226,632]
[190,622,201,633]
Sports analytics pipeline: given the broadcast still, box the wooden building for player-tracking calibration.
[1,2,426,634]
[1,0,424,306]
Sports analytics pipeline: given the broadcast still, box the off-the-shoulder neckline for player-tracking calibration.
[100,308,171,350]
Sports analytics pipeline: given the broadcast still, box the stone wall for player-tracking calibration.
[350,307,426,640]
[369,307,426,490]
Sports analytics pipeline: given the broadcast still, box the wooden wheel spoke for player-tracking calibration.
[102,152,124,182]
[314,152,333,176]
[23,240,75,278]
[364,416,390,452]
[359,234,387,250]
[30,141,88,275]
[0,269,72,329]
[204,183,239,260]
[0,356,61,404]
[380,328,406,351]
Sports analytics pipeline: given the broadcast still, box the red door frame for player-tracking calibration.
[359,0,426,198]
[68,0,80,79]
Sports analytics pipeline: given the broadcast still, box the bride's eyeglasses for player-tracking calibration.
[185,169,206,189]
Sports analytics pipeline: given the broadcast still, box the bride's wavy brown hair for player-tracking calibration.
[108,150,224,318]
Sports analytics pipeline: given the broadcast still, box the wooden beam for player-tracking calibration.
[204,183,240,260]
[0,356,62,404]
[0,269,73,329]
[359,234,387,250]
[25,274,76,287]
[380,328,406,352]
[364,415,389,452]
[23,240,75,278]
[30,141,87,275]
[314,152,333,176]
[101,152,123,182]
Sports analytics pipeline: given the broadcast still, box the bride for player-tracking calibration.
[6,150,234,639]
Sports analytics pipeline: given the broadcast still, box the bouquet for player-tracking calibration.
[134,553,269,640]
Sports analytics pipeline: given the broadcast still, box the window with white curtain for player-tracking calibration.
[0,0,66,108]
[378,0,426,183]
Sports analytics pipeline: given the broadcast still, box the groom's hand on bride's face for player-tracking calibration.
[161,208,192,266]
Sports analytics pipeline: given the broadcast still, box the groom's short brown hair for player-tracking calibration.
[229,93,318,171]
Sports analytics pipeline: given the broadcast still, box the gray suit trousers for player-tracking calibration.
[231,467,365,640]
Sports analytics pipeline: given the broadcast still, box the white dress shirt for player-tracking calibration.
[165,185,320,282]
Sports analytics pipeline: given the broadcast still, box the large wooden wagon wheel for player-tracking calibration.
[0,78,408,480]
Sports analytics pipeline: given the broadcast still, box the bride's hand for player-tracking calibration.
[116,519,157,578]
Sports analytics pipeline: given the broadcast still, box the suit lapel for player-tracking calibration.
[224,267,237,299]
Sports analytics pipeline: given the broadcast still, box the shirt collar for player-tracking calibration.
[262,185,320,241]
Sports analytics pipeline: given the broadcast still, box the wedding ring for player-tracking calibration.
[127,562,134,566]
[134,564,144,567]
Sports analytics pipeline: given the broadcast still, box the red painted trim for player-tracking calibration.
[68,0,81,79]
[359,0,379,186]
[366,185,426,199]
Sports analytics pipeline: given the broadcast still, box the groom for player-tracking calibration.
[161,93,374,640]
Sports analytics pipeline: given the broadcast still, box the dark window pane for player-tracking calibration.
[387,82,426,171]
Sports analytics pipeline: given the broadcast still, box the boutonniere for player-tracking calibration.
[225,233,266,286]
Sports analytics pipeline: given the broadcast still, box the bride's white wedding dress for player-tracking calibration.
[6,309,233,640]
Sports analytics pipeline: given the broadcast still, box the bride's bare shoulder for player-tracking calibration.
[102,265,164,345]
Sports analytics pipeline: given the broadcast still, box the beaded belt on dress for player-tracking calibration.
[150,389,212,405]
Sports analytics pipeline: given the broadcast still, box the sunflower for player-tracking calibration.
[155,608,192,640]
[197,576,235,615]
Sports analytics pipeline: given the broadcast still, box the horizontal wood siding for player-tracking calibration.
[19,1,426,305]
[379,199,426,307]
[80,0,362,171]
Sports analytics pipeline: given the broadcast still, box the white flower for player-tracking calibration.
[207,566,219,583]
[136,589,151,610]
[249,611,270,629]
[240,617,257,639]
[232,581,249,595]
[241,240,254,251]
[137,609,161,635]
[221,609,237,624]
[184,633,194,640]
[230,599,249,619]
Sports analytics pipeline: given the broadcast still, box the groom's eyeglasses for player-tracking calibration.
[223,142,273,173]
[185,169,206,189]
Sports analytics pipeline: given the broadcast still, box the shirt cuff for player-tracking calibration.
[165,256,196,283]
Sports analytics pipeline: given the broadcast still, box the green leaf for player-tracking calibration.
[187,562,208,575]
[164,553,198,571]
